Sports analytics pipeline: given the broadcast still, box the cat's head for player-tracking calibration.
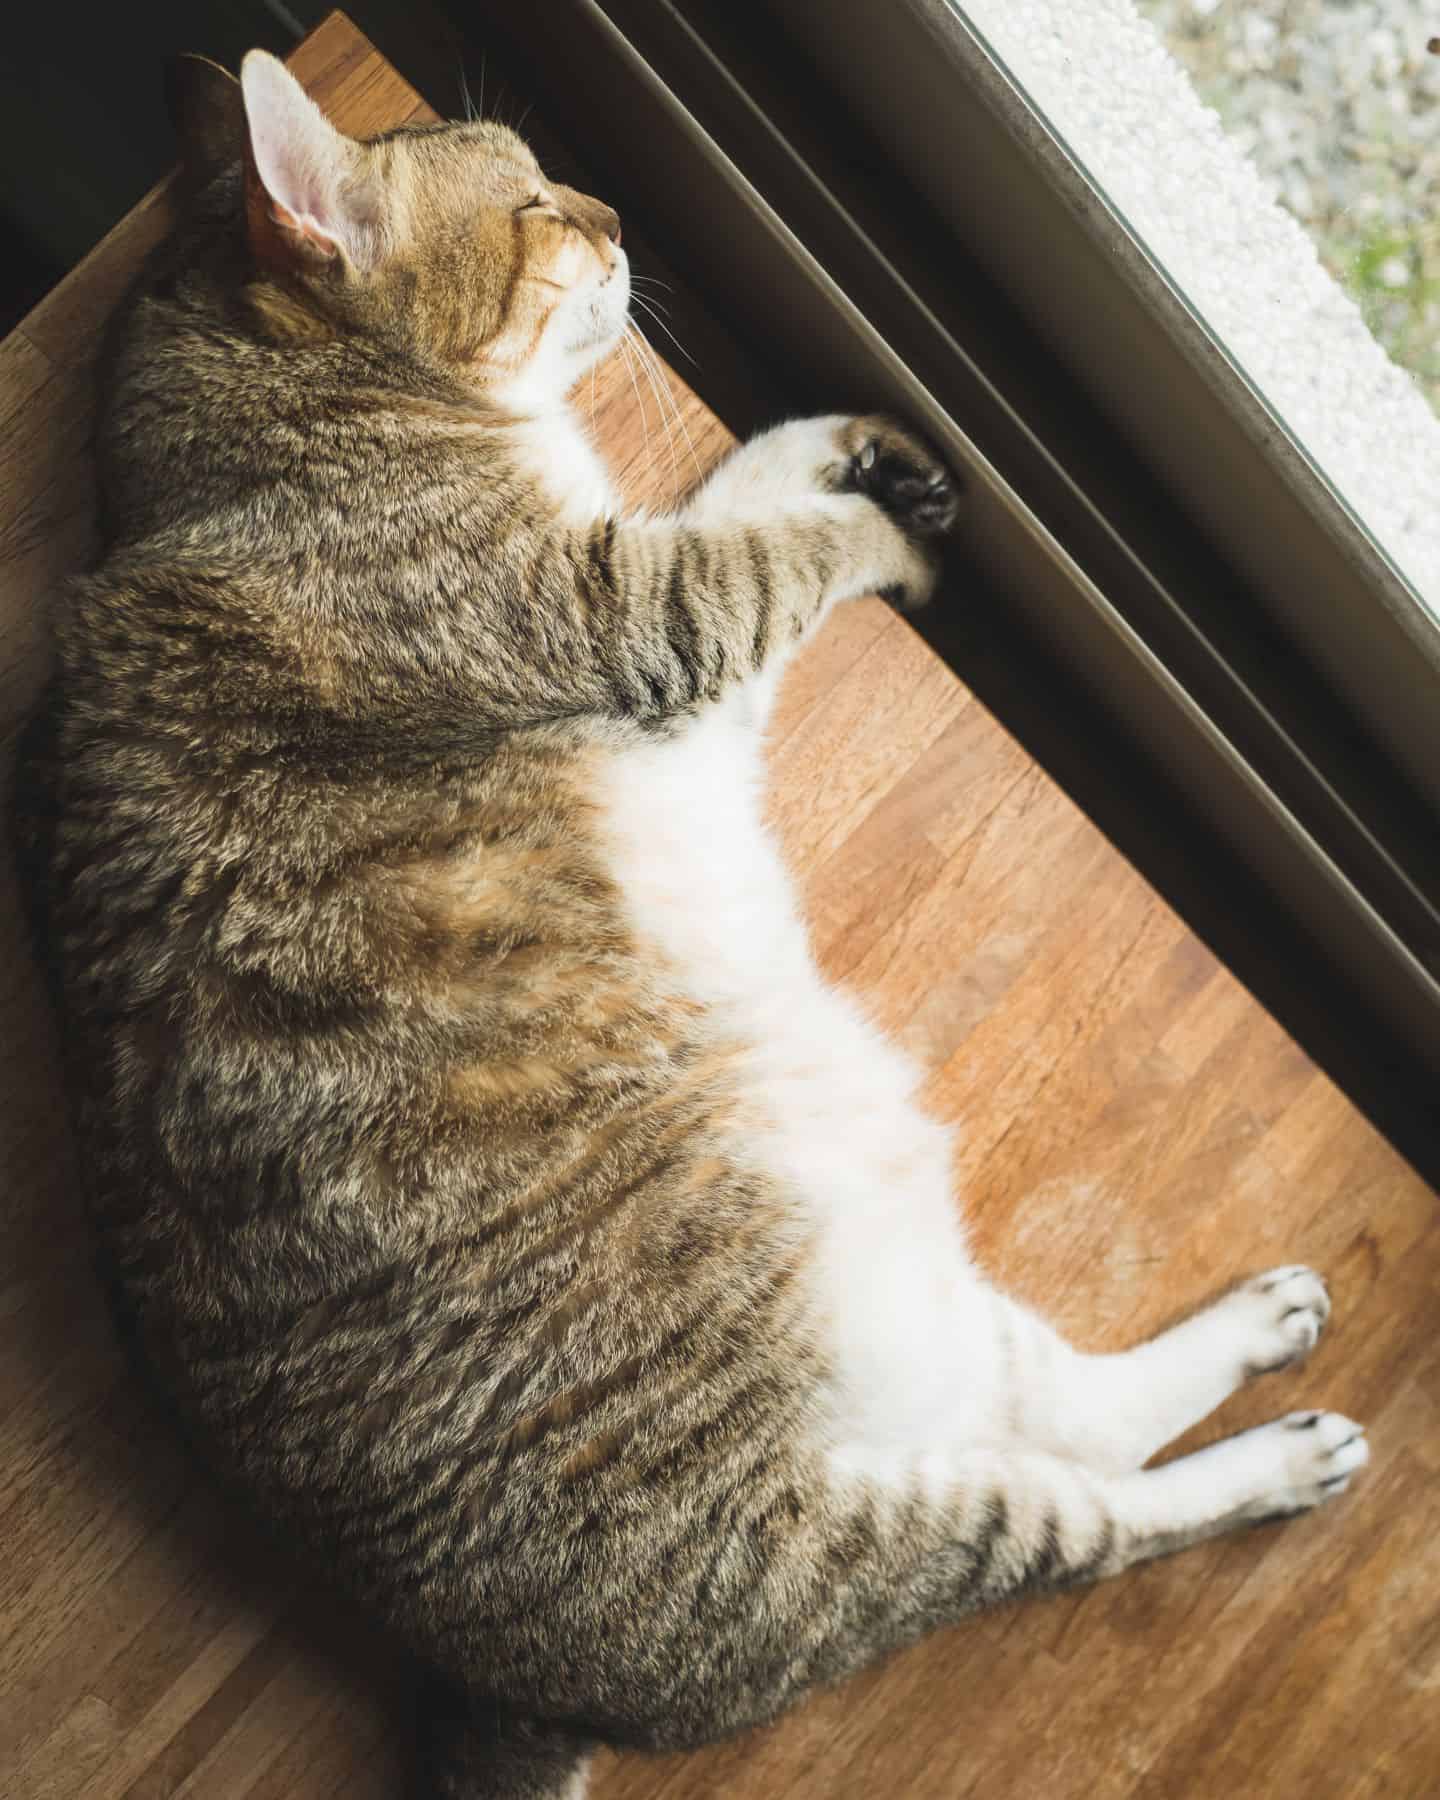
[169,51,628,403]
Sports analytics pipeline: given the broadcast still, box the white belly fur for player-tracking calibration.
[596,692,1004,1450]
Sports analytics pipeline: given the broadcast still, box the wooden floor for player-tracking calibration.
[2,13,1437,1797]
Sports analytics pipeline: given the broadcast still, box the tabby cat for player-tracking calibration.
[16,49,1367,1799]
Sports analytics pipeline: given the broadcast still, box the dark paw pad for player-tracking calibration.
[846,424,960,539]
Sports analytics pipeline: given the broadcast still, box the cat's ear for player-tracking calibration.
[238,50,381,273]
[164,53,246,192]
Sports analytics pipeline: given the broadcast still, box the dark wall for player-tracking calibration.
[0,0,505,335]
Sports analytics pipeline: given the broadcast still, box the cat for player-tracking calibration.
[13,47,1367,1800]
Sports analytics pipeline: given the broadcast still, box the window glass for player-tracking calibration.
[957,1,1440,613]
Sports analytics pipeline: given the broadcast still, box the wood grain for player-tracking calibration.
[1,12,1435,1798]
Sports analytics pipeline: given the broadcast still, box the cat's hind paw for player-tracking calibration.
[1242,1410,1369,1518]
[1225,1264,1331,1379]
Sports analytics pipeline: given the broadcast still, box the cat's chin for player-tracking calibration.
[564,260,631,366]
[559,320,628,391]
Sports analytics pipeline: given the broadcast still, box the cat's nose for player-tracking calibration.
[603,207,621,245]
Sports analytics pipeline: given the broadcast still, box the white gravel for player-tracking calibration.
[1137,1,1440,407]
[959,0,1440,613]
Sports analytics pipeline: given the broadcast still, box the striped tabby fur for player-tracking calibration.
[14,50,1367,1798]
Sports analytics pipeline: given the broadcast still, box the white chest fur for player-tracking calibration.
[595,693,1003,1450]
[505,405,617,526]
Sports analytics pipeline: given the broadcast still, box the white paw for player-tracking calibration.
[1233,1410,1369,1519]
[1219,1265,1331,1379]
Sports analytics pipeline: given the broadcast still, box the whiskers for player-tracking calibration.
[616,328,656,474]
[628,281,698,371]
[455,54,535,133]
[619,313,703,508]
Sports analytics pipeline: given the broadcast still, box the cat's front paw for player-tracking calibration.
[841,417,960,541]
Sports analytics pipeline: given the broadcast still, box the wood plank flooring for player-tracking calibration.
[1,12,1435,1797]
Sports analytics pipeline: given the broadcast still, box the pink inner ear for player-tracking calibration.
[259,151,343,256]
[241,52,352,259]
[268,196,341,258]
